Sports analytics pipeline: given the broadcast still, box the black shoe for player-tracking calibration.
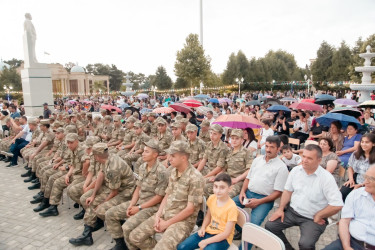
[33,191,43,199]
[6,163,17,167]
[73,209,85,220]
[21,169,31,177]
[24,172,36,183]
[30,193,44,204]
[39,205,59,217]
[69,225,94,246]
[4,157,11,163]
[92,218,104,232]
[34,198,50,212]
[233,230,242,241]
[111,237,128,250]
[31,177,39,183]
[28,182,40,190]
[24,165,29,170]
[74,202,79,209]
[0,155,5,161]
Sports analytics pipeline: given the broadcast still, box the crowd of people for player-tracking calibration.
[0,89,374,250]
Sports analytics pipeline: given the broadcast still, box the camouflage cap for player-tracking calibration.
[142,112,149,117]
[100,108,107,113]
[86,136,100,147]
[28,117,38,125]
[230,129,243,138]
[143,139,160,153]
[175,115,183,121]
[81,112,87,116]
[92,143,109,155]
[180,118,189,124]
[201,120,210,127]
[125,110,132,115]
[186,123,198,132]
[14,117,20,122]
[126,117,137,123]
[171,122,181,129]
[56,127,65,134]
[87,113,92,117]
[65,125,78,134]
[148,112,157,118]
[104,115,112,121]
[93,116,101,121]
[166,141,191,155]
[134,121,142,128]
[40,119,50,125]
[132,112,139,119]
[156,117,167,125]
[69,113,77,117]
[210,124,223,134]
[113,115,122,122]
[66,133,78,142]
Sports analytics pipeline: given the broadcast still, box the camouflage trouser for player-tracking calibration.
[80,188,132,227]
[108,146,118,154]
[39,164,54,191]
[128,214,193,250]
[21,146,36,162]
[104,200,131,239]
[121,153,141,171]
[0,139,12,153]
[50,175,85,205]
[36,157,53,178]
[67,180,85,205]
[31,150,49,172]
[44,170,67,198]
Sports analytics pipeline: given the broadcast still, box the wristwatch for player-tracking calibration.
[65,165,69,171]
[138,205,142,211]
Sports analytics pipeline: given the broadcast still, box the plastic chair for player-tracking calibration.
[228,207,250,250]
[304,140,318,146]
[241,222,285,250]
[288,138,300,149]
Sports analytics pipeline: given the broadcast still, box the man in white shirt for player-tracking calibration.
[205,111,215,124]
[266,144,343,250]
[233,136,289,244]
[323,166,375,250]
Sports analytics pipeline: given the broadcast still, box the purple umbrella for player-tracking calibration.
[219,98,232,104]
[334,98,359,107]
[213,114,263,129]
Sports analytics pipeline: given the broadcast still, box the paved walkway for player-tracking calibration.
[0,161,338,250]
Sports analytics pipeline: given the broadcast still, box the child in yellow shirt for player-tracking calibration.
[177,173,238,250]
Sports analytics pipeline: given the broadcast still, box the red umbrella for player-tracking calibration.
[289,102,323,111]
[213,114,263,129]
[170,103,192,114]
[101,104,122,114]
[153,107,175,114]
[183,100,202,107]
[301,99,315,103]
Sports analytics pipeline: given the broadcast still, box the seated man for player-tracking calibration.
[116,116,136,157]
[171,122,187,142]
[186,123,205,169]
[323,166,375,250]
[107,115,125,153]
[128,141,204,250]
[266,144,343,250]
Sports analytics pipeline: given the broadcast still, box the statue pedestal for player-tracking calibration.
[21,67,54,116]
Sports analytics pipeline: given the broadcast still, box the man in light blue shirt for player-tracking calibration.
[323,166,375,250]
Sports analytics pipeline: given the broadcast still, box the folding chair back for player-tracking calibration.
[241,222,285,250]
[288,137,300,149]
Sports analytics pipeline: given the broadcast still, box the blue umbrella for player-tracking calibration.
[316,113,361,129]
[267,105,291,112]
[315,94,335,100]
[118,103,129,110]
[140,108,152,114]
[194,94,210,100]
[208,98,219,104]
[163,101,174,107]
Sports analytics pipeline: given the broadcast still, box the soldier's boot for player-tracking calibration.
[0,155,5,161]
[4,157,11,163]
[21,169,31,178]
[92,218,104,232]
[73,202,79,208]
[24,172,36,183]
[28,179,40,190]
[73,208,85,220]
[30,192,44,204]
[24,165,29,170]
[33,191,43,199]
[69,225,94,246]
[31,177,39,183]
[33,198,50,212]
[111,237,128,250]
[39,205,59,217]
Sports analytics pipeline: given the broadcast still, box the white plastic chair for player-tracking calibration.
[241,222,285,250]
[228,207,250,250]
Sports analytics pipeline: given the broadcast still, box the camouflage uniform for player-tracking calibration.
[0,124,16,152]
[101,120,114,142]
[117,127,135,157]
[105,160,168,246]
[149,118,158,138]
[198,130,210,143]
[80,153,135,227]
[122,130,149,171]
[92,122,103,137]
[108,124,125,153]
[188,138,206,166]
[128,163,204,250]
[35,137,61,178]
[157,129,173,156]
[31,128,55,173]
[20,128,41,161]
[141,120,151,135]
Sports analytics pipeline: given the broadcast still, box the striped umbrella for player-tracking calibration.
[183,99,202,107]
[153,107,175,114]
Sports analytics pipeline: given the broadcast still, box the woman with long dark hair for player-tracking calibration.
[242,128,257,157]
[336,122,361,166]
[340,133,375,201]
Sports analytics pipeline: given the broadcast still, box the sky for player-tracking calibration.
[1,0,374,80]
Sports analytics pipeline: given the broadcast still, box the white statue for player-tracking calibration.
[23,13,39,67]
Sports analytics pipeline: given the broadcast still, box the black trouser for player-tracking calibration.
[265,206,327,250]
[292,131,309,144]
[340,173,358,202]
[323,235,374,250]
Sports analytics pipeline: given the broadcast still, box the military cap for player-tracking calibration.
[180,118,189,124]
[142,112,149,117]
[86,136,100,147]
[201,120,210,127]
[126,117,137,123]
[100,108,107,113]
[14,117,20,121]
[66,133,78,142]
[134,121,142,128]
[166,141,191,155]
[56,127,65,134]
[81,112,87,116]
[93,116,101,121]
[113,115,122,122]
[125,110,132,115]
[69,112,77,117]
[210,124,223,134]
[104,115,112,121]
[175,115,183,121]
[92,143,109,155]
[87,113,92,118]
[148,112,157,118]
[156,117,167,125]
[230,129,243,138]
[171,122,181,129]
[49,117,55,121]
[186,123,198,132]
[132,112,139,119]
[143,140,160,153]
[28,117,38,125]
[65,125,78,134]
[40,119,50,125]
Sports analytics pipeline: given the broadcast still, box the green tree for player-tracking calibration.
[64,62,76,72]
[174,77,189,89]
[222,53,238,84]
[85,63,124,91]
[327,41,352,81]
[152,66,172,90]
[311,41,335,81]
[0,68,22,91]
[4,58,23,68]
[174,33,212,89]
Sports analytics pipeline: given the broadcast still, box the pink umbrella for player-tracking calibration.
[101,104,122,114]
[153,107,175,114]
[183,100,202,107]
[289,102,323,111]
[213,114,263,129]
[170,103,192,114]
[219,98,232,104]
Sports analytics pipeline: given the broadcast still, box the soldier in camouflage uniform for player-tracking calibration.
[69,143,135,246]
[105,140,169,250]
[116,116,136,158]
[197,124,230,198]
[122,121,149,173]
[198,120,211,143]
[156,118,173,161]
[70,113,86,142]
[148,112,158,139]
[171,122,187,142]
[179,118,189,137]
[0,117,19,157]
[128,140,204,250]
[124,109,132,121]
[100,115,114,142]
[91,116,103,137]
[20,118,41,166]
[223,129,252,197]
[39,133,86,217]
[141,112,151,135]
[186,123,206,168]
[107,115,125,153]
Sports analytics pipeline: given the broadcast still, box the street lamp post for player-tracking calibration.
[3,85,13,102]
[152,86,157,98]
[236,77,244,97]
[305,74,312,97]
[200,82,204,94]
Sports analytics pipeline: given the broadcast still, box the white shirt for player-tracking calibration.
[247,156,289,196]
[342,187,375,245]
[260,128,274,143]
[22,124,32,142]
[281,154,302,169]
[285,165,343,219]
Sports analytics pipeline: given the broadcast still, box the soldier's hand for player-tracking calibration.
[154,215,161,230]
[59,166,65,171]
[65,175,70,185]
[155,219,169,233]
[86,196,95,206]
[208,176,215,182]
[11,139,16,144]
[30,154,36,160]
